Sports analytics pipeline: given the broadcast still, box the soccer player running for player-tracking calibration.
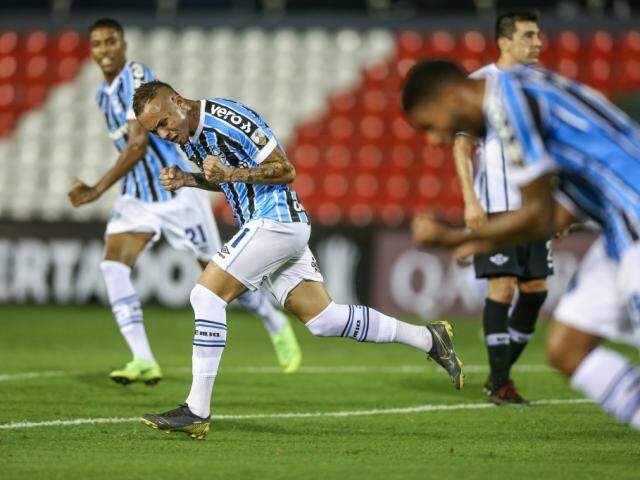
[453,12,549,405]
[68,18,302,385]
[131,80,464,439]
[403,59,640,429]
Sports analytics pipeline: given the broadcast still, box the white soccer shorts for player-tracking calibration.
[212,218,324,306]
[105,188,221,262]
[554,236,640,347]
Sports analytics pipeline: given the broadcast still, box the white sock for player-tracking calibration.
[236,290,287,334]
[185,284,227,419]
[100,260,155,363]
[305,302,433,352]
[571,346,640,429]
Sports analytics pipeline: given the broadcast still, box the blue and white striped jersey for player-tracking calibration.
[485,65,640,260]
[96,61,190,203]
[180,98,308,226]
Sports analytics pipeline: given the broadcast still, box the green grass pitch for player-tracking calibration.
[1,305,639,479]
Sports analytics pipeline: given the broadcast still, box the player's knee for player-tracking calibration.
[519,278,547,293]
[546,320,592,376]
[99,260,130,280]
[190,283,227,318]
[488,277,517,304]
[103,246,136,266]
[305,302,345,337]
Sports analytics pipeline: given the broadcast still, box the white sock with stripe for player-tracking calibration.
[305,302,432,352]
[185,284,227,419]
[571,347,640,429]
[236,290,287,334]
[100,260,155,363]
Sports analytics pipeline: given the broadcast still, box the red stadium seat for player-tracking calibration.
[23,30,48,57]
[588,30,614,60]
[0,31,18,55]
[55,57,81,82]
[380,204,406,227]
[0,83,16,111]
[291,143,321,170]
[555,30,581,59]
[460,31,487,57]
[356,144,383,170]
[0,111,16,136]
[325,143,352,170]
[426,30,456,58]
[396,31,423,59]
[348,203,374,226]
[354,173,379,199]
[361,89,387,114]
[0,56,18,82]
[323,173,349,199]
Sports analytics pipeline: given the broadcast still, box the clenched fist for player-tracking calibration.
[464,201,488,231]
[159,166,189,191]
[203,155,233,183]
[68,178,101,207]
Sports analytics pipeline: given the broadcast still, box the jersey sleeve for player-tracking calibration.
[487,74,555,186]
[203,100,277,164]
[125,63,155,121]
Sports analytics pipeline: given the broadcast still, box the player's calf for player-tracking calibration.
[100,260,158,383]
[548,320,640,429]
[304,301,463,389]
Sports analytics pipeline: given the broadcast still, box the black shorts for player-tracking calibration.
[473,238,554,280]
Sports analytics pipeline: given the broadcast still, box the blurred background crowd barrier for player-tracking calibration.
[1,1,636,317]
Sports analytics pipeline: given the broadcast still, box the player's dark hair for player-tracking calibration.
[495,11,539,41]
[89,18,124,37]
[401,60,466,113]
[132,80,176,117]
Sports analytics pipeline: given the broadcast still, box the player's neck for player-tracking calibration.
[495,55,518,70]
[103,59,127,85]
[186,99,202,136]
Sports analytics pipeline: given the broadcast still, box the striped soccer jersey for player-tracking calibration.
[485,64,640,260]
[180,98,308,227]
[96,61,190,202]
[470,63,522,213]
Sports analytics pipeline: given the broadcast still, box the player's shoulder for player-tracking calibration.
[469,63,500,80]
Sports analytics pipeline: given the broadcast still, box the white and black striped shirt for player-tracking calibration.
[471,63,522,213]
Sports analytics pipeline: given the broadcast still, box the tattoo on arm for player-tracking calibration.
[228,149,294,184]
[190,173,222,191]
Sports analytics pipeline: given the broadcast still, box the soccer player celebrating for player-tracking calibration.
[131,80,464,439]
[453,12,549,405]
[403,59,640,429]
[68,18,302,385]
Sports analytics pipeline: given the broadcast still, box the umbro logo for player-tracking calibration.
[221,246,230,255]
[489,253,510,266]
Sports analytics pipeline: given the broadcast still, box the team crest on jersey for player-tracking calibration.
[130,63,145,89]
[250,128,268,146]
[489,253,510,266]
[206,101,260,136]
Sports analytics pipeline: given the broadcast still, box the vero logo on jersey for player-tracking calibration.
[207,101,257,135]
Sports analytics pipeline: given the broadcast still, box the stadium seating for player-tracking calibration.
[0,28,638,224]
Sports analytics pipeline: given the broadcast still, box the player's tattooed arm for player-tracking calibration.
[159,167,221,192]
[203,148,296,185]
[68,119,149,207]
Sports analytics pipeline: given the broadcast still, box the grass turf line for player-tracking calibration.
[1,305,639,480]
